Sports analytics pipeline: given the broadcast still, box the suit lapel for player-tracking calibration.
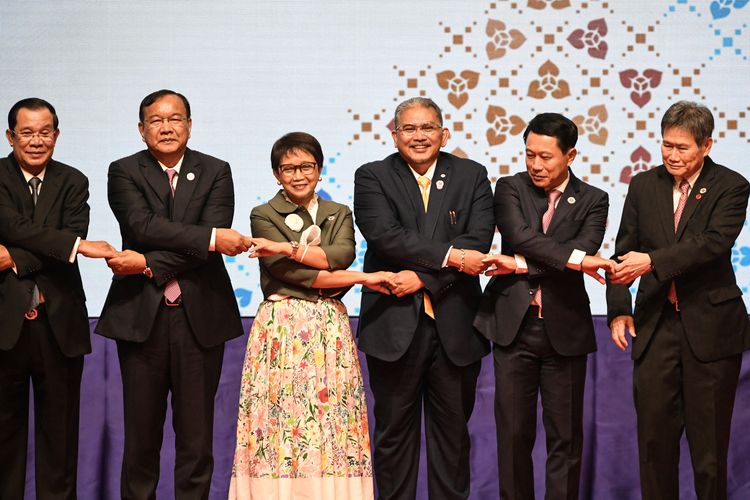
[5,155,35,216]
[173,150,199,221]
[424,157,450,237]
[523,173,548,233]
[545,170,578,234]
[655,166,677,242]
[140,152,172,207]
[676,158,714,239]
[315,198,337,226]
[33,161,62,224]
[392,156,425,231]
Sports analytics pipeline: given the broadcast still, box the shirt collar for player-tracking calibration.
[548,172,570,195]
[20,165,46,183]
[675,166,703,190]
[158,155,184,173]
[409,160,437,181]
[282,190,319,213]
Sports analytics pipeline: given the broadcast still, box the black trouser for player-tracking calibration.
[634,304,741,500]
[117,303,224,500]
[366,313,481,500]
[493,310,587,500]
[0,307,83,500]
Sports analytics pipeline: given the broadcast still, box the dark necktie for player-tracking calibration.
[667,179,690,307]
[163,169,182,303]
[532,190,562,313]
[28,177,42,312]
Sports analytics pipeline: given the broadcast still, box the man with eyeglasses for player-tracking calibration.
[0,97,118,499]
[95,89,246,499]
[354,97,495,499]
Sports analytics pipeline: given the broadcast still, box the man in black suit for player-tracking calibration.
[475,113,613,500]
[0,98,116,499]
[607,100,750,500]
[354,97,495,499]
[95,90,248,499]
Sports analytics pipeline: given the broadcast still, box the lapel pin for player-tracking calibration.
[440,173,446,178]
[567,196,576,204]
[436,180,445,190]
[186,172,195,181]
[699,187,706,194]
[327,215,335,221]
[696,194,702,200]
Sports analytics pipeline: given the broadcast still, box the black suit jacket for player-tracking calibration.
[474,171,608,356]
[0,154,90,357]
[354,151,495,366]
[607,157,750,361]
[95,148,243,348]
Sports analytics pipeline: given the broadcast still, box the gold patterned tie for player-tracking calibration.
[416,176,435,319]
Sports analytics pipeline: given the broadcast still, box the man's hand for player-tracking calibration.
[362,271,395,295]
[0,244,14,271]
[482,253,517,276]
[609,251,652,284]
[386,270,425,298]
[78,240,118,259]
[580,255,617,284]
[106,249,147,275]
[215,228,250,256]
[449,248,489,275]
[610,315,636,351]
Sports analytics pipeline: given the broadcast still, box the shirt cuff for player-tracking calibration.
[209,228,217,252]
[514,254,528,273]
[441,245,453,268]
[568,249,586,267]
[69,237,81,263]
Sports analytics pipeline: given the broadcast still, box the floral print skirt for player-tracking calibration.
[229,298,374,500]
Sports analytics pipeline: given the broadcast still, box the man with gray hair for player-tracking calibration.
[607,100,750,499]
[354,97,495,499]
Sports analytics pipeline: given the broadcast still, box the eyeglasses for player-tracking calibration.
[277,162,317,177]
[396,123,443,136]
[144,116,188,129]
[11,129,56,144]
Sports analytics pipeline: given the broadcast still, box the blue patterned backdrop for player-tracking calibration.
[1,0,748,315]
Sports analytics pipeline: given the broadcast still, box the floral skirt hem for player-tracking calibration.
[230,298,373,499]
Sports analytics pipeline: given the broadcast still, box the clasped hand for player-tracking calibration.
[608,251,651,284]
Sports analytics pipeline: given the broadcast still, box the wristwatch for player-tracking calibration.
[290,241,300,260]
[143,266,154,279]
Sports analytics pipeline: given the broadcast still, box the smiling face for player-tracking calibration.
[392,104,449,174]
[138,94,192,166]
[661,126,712,181]
[6,107,59,176]
[273,149,321,206]
[524,131,576,191]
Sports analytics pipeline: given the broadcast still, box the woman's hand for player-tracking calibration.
[247,237,288,258]
[362,271,394,295]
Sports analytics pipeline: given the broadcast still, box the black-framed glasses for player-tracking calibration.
[278,162,317,177]
[396,123,442,136]
[144,115,188,129]
[11,129,56,144]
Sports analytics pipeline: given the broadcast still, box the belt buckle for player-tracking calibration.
[24,308,39,320]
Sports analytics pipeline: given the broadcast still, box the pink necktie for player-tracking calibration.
[667,179,690,307]
[164,169,182,303]
[532,190,562,312]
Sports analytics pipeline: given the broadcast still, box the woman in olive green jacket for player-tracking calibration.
[229,132,389,500]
